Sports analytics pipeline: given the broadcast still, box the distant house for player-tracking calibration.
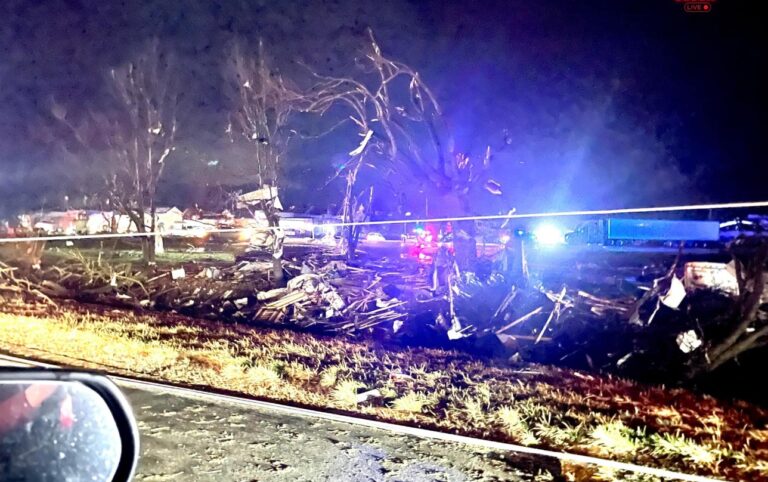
[32,210,86,234]
[113,213,142,233]
[182,206,204,220]
[29,206,201,235]
[155,207,183,232]
[106,207,182,233]
[85,210,114,234]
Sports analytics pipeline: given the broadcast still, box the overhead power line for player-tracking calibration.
[1,200,767,244]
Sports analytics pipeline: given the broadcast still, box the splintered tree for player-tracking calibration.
[52,39,178,262]
[687,237,768,377]
[302,29,496,267]
[226,39,303,282]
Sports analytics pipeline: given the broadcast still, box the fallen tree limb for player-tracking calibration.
[495,307,543,335]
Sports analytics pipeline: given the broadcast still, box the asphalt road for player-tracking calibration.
[0,353,544,482]
[125,383,545,482]
[0,353,553,482]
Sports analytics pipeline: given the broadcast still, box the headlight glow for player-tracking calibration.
[533,224,565,245]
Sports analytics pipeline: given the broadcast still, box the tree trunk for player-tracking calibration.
[339,156,364,260]
[266,208,284,285]
[686,240,768,378]
[348,226,361,261]
[141,237,155,264]
[128,208,155,264]
[453,219,477,273]
[145,204,157,263]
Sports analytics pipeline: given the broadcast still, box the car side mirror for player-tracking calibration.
[0,369,139,482]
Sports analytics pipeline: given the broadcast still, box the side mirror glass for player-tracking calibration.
[0,370,138,482]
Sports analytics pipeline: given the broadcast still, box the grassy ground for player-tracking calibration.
[1,302,766,481]
[42,246,235,264]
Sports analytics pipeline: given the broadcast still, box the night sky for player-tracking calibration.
[0,0,764,216]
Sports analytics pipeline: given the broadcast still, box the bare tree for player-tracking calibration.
[226,39,303,281]
[52,39,178,262]
[687,237,768,377]
[301,29,495,267]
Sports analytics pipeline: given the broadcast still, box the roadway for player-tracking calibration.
[125,382,535,482]
[0,353,718,482]
[0,356,539,482]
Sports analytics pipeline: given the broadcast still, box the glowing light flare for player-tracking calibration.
[532,224,565,245]
[238,228,253,241]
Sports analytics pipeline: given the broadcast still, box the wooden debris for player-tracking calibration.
[495,306,543,335]
[536,287,567,344]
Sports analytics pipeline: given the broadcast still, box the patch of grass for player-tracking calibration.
[347,349,375,368]
[0,305,764,481]
[699,413,724,442]
[738,458,768,476]
[219,360,247,380]
[462,396,486,422]
[451,392,489,424]
[379,386,398,399]
[185,353,226,373]
[650,432,719,468]
[514,399,550,420]
[284,361,316,382]
[319,366,340,388]
[408,363,446,386]
[246,363,281,387]
[747,428,768,444]
[649,406,684,427]
[156,250,235,263]
[495,406,539,445]
[279,342,315,359]
[590,420,642,456]
[332,379,365,408]
[535,415,588,447]
[392,392,433,413]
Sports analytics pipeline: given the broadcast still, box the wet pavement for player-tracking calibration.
[125,384,551,482]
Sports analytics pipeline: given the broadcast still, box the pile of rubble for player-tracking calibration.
[0,253,418,335]
[0,261,56,312]
[3,236,766,384]
[456,240,768,380]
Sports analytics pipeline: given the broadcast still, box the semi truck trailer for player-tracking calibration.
[565,218,721,247]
